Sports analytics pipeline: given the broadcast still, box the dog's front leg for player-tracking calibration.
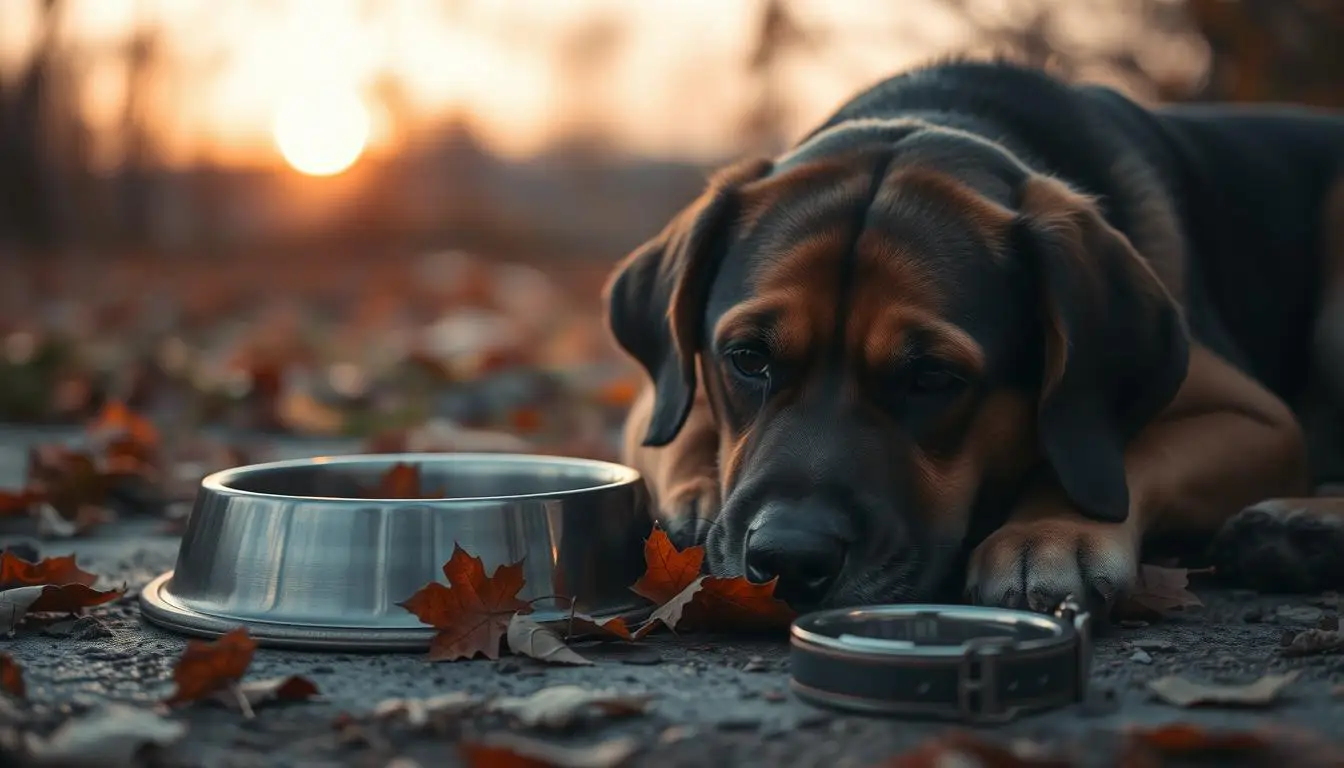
[621,373,721,549]
[966,346,1310,612]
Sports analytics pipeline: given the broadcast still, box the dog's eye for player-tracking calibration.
[727,348,772,379]
[910,368,964,394]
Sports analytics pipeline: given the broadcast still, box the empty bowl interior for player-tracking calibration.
[213,454,638,500]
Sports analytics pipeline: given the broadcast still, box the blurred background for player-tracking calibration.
[0,0,1341,469]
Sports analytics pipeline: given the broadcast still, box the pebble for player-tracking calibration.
[1130,649,1153,665]
[742,656,770,673]
[1129,639,1174,652]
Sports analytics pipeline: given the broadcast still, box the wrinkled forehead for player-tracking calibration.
[704,154,1027,370]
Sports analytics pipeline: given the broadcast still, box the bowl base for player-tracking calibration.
[138,571,651,652]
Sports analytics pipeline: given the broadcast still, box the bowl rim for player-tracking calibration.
[200,452,644,504]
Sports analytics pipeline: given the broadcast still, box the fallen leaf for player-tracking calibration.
[1147,672,1299,708]
[0,552,98,588]
[0,487,44,517]
[507,613,593,666]
[165,627,258,705]
[1113,564,1203,620]
[555,613,634,641]
[373,692,482,729]
[0,586,44,635]
[209,675,320,712]
[1119,723,1344,767]
[629,528,704,605]
[461,734,641,768]
[29,702,186,768]
[88,400,160,449]
[1279,628,1344,657]
[398,544,529,661]
[880,730,1073,767]
[634,578,705,638]
[0,583,122,635]
[487,685,654,730]
[360,462,444,499]
[0,653,23,697]
[688,575,797,630]
[509,406,544,434]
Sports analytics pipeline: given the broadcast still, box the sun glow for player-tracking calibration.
[273,89,372,177]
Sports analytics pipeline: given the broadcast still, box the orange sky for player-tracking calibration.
[0,0,1204,169]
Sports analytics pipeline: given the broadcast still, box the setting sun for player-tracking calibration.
[273,89,371,177]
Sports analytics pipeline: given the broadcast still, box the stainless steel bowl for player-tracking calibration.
[139,453,652,650]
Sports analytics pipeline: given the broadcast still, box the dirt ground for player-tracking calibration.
[3,429,1344,768]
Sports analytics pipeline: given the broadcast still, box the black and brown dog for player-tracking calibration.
[603,58,1344,615]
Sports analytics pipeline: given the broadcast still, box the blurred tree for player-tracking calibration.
[1186,0,1344,107]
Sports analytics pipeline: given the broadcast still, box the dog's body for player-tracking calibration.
[605,59,1344,613]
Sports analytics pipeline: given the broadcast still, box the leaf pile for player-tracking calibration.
[400,529,796,663]
[0,552,124,635]
[164,627,319,716]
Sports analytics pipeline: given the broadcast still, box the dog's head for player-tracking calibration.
[604,120,1189,609]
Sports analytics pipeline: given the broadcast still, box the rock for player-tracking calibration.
[1130,639,1174,652]
[742,656,770,673]
[1130,649,1154,664]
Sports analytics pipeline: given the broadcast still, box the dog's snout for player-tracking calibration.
[743,502,853,606]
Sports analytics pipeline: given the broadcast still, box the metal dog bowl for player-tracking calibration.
[140,453,652,650]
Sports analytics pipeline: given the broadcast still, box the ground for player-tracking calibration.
[3,428,1344,768]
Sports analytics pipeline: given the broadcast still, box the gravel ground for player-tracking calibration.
[2,429,1344,767]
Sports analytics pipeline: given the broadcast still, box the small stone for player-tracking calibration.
[659,726,695,744]
[1130,649,1153,665]
[1280,629,1299,648]
[495,660,520,674]
[618,648,663,666]
[1130,639,1174,652]
[1243,609,1264,623]
[742,656,770,673]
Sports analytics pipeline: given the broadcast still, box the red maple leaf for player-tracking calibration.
[165,627,257,705]
[398,545,529,661]
[629,528,703,604]
[359,463,444,499]
[0,653,24,698]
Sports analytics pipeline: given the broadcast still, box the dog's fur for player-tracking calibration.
[603,59,1344,613]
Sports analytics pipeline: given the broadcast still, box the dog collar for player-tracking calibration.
[788,599,1092,723]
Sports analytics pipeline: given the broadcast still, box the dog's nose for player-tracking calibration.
[744,527,847,606]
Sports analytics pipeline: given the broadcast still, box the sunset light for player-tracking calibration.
[273,89,372,177]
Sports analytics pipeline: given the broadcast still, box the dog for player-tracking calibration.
[602,58,1344,614]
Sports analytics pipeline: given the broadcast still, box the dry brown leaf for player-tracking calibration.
[507,613,593,666]
[0,583,124,635]
[208,675,320,712]
[1119,723,1344,767]
[0,487,44,517]
[1113,564,1203,621]
[634,578,705,638]
[0,652,24,697]
[398,544,529,661]
[880,730,1073,767]
[1147,671,1299,708]
[0,552,99,588]
[460,734,641,768]
[556,613,634,641]
[35,503,117,539]
[165,627,258,705]
[487,685,654,730]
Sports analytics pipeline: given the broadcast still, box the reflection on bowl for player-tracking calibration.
[139,453,652,650]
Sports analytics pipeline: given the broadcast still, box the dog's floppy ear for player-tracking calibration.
[603,158,773,447]
[1015,176,1189,523]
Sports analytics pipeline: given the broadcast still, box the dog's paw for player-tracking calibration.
[966,515,1137,614]
[657,478,720,551]
[1210,498,1344,593]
